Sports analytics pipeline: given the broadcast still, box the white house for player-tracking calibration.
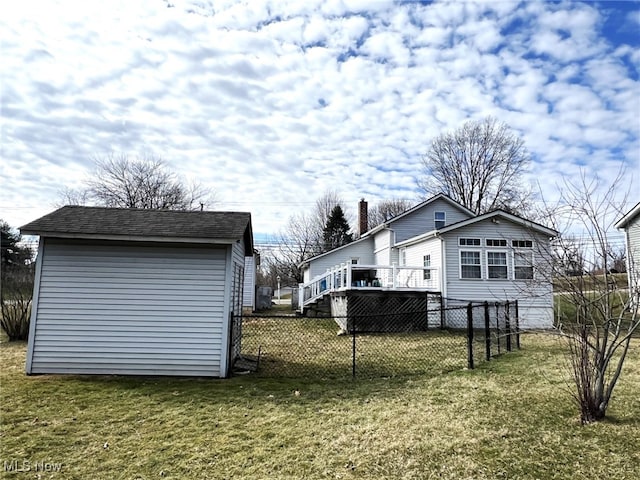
[21,206,254,377]
[300,194,558,328]
[615,201,640,299]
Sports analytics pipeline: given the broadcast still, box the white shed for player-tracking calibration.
[21,206,253,378]
[615,201,640,301]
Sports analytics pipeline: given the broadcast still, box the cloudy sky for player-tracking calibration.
[1,0,639,242]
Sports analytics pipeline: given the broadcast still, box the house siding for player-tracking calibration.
[441,219,554,328]
[404,237,442,284]
[391,198,472,243]
[27,239,228,377]
[243,256,256,309]
[306,238,375,280]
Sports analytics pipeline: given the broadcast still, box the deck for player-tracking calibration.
[298,263,439,313]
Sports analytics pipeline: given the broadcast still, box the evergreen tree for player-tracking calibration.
[322,205,353,252]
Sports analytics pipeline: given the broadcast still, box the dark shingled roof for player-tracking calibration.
[21,206,253,252]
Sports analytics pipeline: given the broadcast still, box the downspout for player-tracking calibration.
[438,233,447,305]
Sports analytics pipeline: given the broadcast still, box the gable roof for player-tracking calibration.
[614,201,640,230]
[362,193,475,237]
[396,209,558,247]
[21,206,254,254]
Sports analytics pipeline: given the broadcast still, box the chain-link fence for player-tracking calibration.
[235,300,520,379]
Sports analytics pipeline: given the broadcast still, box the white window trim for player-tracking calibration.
[423,254,431,280]
[351,257,360,265]
[486,250,509,280]
[458,237,481,247]
[459,249,482,279]
[435,211,446,229]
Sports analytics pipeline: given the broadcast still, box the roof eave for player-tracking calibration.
[23,231,243,246]
[614,202,640,230]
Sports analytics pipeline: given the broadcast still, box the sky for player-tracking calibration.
[1,0,639,245]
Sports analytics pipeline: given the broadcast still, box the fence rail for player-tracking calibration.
[236,300,520,379]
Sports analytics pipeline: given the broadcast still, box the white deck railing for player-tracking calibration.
[298,264,439,311]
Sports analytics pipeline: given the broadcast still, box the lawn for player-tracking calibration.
[1,334,639,479]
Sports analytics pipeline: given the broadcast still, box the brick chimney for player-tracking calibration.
[358,198,368,236]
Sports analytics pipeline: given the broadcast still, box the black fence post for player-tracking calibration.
[467,303,474,369]
[352,315,357,379]
[515,300,521,349]
[484,301,491,361]
[505,301,512,352]
[495,302,501,356]
[439,293,445,329]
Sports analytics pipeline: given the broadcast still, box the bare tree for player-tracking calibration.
[1,220,34,341]
[368,198,413,227]
[60,153,213,210]
[418,116,533,215]
[541,170,639,424]
[273,212,323,284]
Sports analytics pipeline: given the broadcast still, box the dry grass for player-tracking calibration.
[1,334,639,479]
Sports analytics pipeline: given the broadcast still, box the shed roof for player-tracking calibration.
[614,201,640,230]
[21,206,253,253]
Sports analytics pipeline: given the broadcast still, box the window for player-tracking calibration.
[514,251,534,279]
[486,239,507,247]
[399,248,406,266]
[460,251,481,279]
[487,251,508,279]
[512,240,533,248]
[423,254,431,280]
[435,211,445,229]
[351,258,359,265]
[459,238,481,246]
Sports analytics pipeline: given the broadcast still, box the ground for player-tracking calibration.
[0,333,639,479]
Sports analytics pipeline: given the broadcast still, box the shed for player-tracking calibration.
[615,201,640,301]
[21,206,253,377]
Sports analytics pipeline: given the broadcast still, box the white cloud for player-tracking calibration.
[0,0,638,238]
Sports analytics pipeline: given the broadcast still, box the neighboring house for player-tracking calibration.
[243,250,259,311]
[21,206,253,377]
[300,194,558,328]
[615,201,640,299]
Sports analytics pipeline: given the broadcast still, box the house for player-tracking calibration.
[243,250,259,311]
[615,201,640,299]
[300,194,558,329]
[21,206,253,377]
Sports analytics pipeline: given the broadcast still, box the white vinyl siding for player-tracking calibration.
[392,198,473,242]
[28,240,228,377]
[306,238,375,280]
[243,256,256,309]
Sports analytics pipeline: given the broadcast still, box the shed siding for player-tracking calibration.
[391,198,472,243]
[28,239,228,376]
[307,238,375,279]
[441,219,554,328]
[627,215,640,292]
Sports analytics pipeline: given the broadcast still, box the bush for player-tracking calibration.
[1,265,34,341]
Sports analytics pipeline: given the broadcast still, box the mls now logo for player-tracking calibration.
[4,459,63,472]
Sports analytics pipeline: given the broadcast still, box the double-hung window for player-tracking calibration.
[512,240,534,279]
[460,251,481,279]
[487,251,508,279]
[435,211,446,229]
[399,248,407,266]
